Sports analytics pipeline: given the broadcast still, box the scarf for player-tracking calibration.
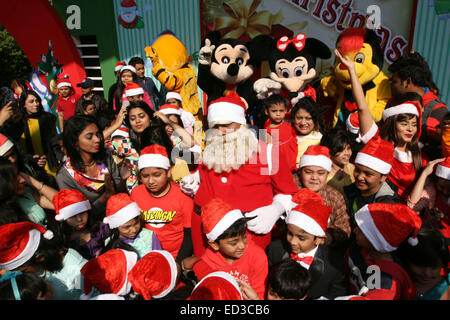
[64,157,110,192]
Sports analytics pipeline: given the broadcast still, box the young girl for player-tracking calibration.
[397,226,450,300]
[291,97,324,168]
[166,91,196,135]
[320,127,355,195]
[102,193,161,258]
[56,115,129,214]
[0,272,53,300]
[335,49,427,202]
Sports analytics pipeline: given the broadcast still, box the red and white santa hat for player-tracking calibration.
[57,75,72,89]
[0,222,54,271]
[111,125,130,139]
[52,189,91,221]
[124,82,144,97]
[286,188,332,237]
[115,61,127,72]
[120,0,137,9]
[159,104,181,116]
[355,203,422,252]
[121,65,137,74]
[128,250,178,300]
[166,91,182,102]
[354,135,394,175]
[188,271,243,300]
[382,100,421,121]
[299,145,333,172]
[435,157,450,181]
[207,92,247,127]
[346,112,360,135]
[201,198,245,241]
[138,144,171,171]
[104,193,141,229]
[80,249,138,299]
[0,133,14,156]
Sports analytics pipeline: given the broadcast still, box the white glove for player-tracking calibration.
[180,170,201,197]
[253,78,282,100]
[290,92,305,106]
[198,39,215,65]
[245,194,294,235]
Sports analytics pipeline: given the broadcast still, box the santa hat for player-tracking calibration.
[383,100,422,138]
[355,203,422,252]
[188,271,243,300]
[138,144,170,171]
[159,104,181,116]
[286,188,332,237]
[299,145,332,172]
[0,222,54,271]
[166,91,182,102]
[207,92,247,127]
[57,75,72,89]
[52,189,91,221]
[354,135,394,175]
[201,198,245,241]
[124,82,144,97]
[128,250,178,300]
[435,157,450,180]
[121,65,137,74]
[103,193,141,229]
[346,112,360,135]
[0,133,14,156]
[111,125,130,139]
[120,0,137,8]
[80,249,138,298]
[115,61,127,72]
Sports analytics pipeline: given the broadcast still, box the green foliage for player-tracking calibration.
[0,25,33,88]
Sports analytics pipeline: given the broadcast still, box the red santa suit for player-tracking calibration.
[264,120,298,172]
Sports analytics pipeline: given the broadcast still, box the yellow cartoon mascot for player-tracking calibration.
[320,27,391,129]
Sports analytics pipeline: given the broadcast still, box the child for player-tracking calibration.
[56,76,81,132]
[76,99,97,117]
[52,189,111,260]
[266,188,347,299]
[75,77,108,116]
[80,248,138,299]
[0,272,53,300]
[131,145,193,263]
[188,271,243,300]
[128,250,181,300]
[397,226,450,300]
[128,56,162,109]
[166,91,196,135]
[347,202,422,300]
[238,258,312,300]
[344,135,400,228]
[263,94,298,172]
[185,198,268,300]
[103,193,162,258]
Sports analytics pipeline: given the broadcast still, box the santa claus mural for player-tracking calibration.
[118,0,144,29]
[180,92,298,257]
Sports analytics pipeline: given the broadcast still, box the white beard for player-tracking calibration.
[120,8,137,23]
[202,126,260,174]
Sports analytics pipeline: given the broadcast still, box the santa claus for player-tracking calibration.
[180,92,298,257]
[118,0,144,29]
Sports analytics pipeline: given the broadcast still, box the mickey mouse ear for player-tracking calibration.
[305,38,332,60]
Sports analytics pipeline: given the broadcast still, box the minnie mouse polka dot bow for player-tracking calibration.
[277,34,306,52]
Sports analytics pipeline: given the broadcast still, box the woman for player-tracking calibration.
[335,49,426,202]
[56,115,130,215]
[291,97,324,169]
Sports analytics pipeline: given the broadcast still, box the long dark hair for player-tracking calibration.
[62,115,108,172]
[0,273,50,300]
[18,90,45,117]
[114,69,139,110]
[0,158,30,226]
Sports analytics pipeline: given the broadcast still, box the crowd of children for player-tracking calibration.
[0,42,449,302]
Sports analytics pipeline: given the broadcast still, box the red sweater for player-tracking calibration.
[57,91,81,120]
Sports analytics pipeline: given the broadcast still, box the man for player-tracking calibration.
[180,92,298,257]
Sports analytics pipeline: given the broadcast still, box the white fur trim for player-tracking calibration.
[394,149,413,163]
[355,152,392,175]
[103,202,141,229]
[191,271,243,299]
[125,87,144,97]
[56,200,91,221]
[151,250,178,299]
[115,65,125,72]
[116,250,138,296]
[160,107,181,116]
[111,128,130,138]
[360,121,379,145]
[138,153,170,170]
[0,230,41,270]
[346,116,359,135]
[355,204,397,253]
[121,66,136,73]
[0,139,13,156]
[285,210,325,237]
[206,209,244,241]
[166,92,182,101]
[382,103,419,120]
[207,102,246,126]
[300,154,332,172]
[57,82,71,89]
[436,164,450,180]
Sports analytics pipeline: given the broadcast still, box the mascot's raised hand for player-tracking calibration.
[198,39,215,66]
